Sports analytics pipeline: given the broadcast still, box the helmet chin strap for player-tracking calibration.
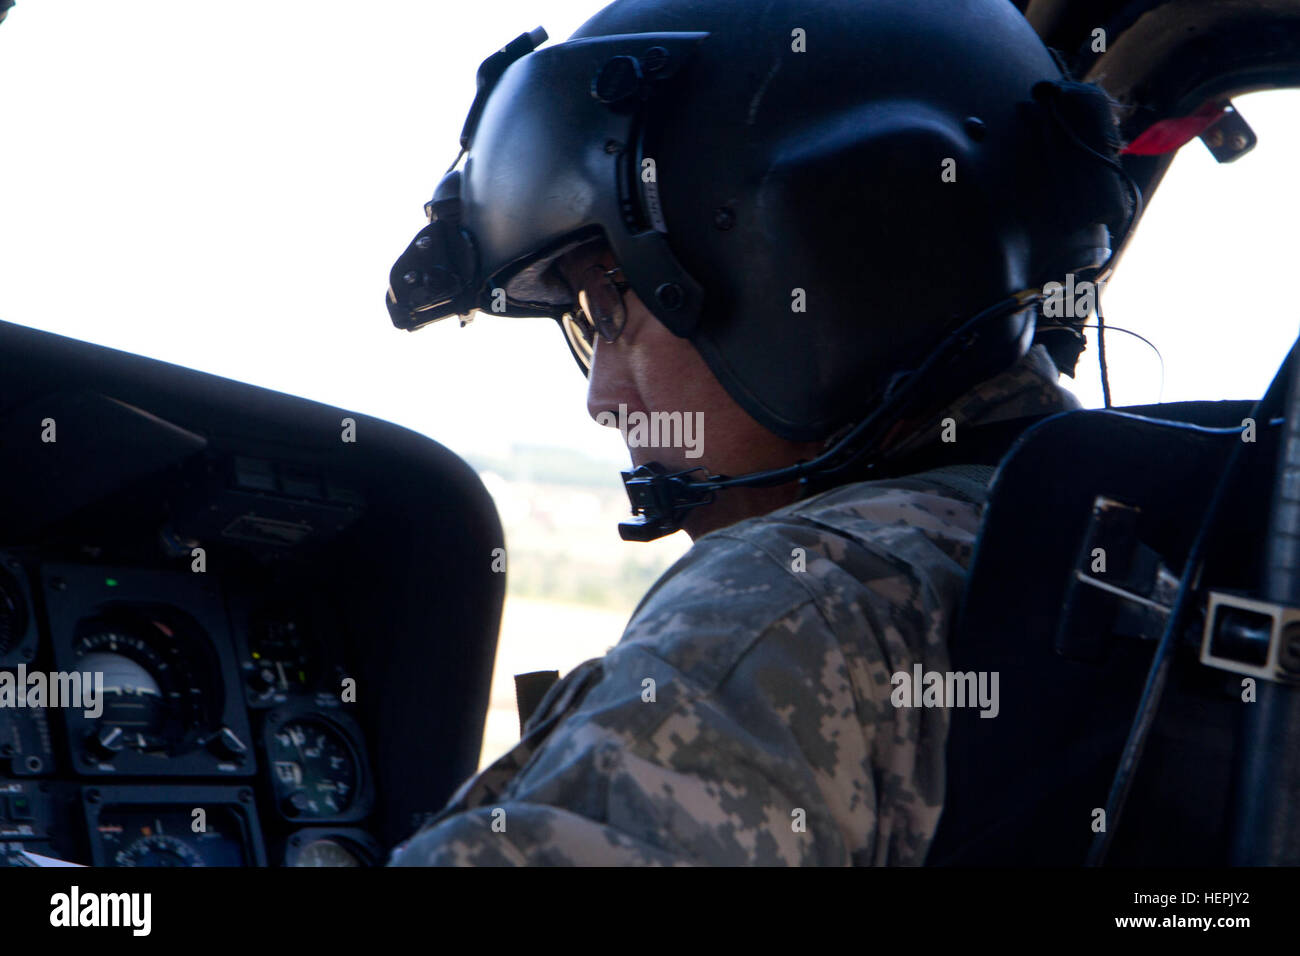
[616,289,1042,541]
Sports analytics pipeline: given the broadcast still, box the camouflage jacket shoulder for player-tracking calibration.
[880,343,1082,461]
[388,345,1079,866]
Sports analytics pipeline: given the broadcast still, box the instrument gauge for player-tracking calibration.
[86,788,266,867]
[44,566,255,778]
[247,613,316,699]
[283,828,381,867]
[116,834,205,868]
[296,838,361,867]
[263,708,371,823]
[73,616,212,757]
[269,718,357,819]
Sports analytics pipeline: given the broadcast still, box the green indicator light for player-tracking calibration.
[105,578,119,587]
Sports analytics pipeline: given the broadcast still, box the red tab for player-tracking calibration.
[1121,101,1229,156]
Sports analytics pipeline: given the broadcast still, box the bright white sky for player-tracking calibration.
[1,0,1297,471]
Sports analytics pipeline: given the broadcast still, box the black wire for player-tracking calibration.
[1084,435,1238,865]
[1037,320,1163,364]
[807,316,1041,486]
[1039,84,1147,410]
[1038,319,1165,400]
[683,291,1042,494]
[1084,336,1299,865]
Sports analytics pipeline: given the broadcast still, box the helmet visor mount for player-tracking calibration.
[385,30,709,351]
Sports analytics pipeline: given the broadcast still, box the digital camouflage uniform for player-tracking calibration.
[390,344,1081,866]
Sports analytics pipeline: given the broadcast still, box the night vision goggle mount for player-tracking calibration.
[387,27,549,327]
[386,26,707,335]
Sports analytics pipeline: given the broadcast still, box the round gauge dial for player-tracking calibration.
[115,834,204,867]
[269,718,358,819]
[75,620,209,756]
[97,806,249,867]
[293,838,362,867]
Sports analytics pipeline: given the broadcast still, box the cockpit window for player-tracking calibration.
[1063,89,1300,409]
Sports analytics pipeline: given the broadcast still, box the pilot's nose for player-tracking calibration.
[586,335,640,426]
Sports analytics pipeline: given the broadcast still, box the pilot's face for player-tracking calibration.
[555,241,821,540]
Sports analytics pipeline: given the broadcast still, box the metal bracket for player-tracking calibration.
[1201,591,1300,684]
[1056,496,1194,661]
[1199,102,1257,164]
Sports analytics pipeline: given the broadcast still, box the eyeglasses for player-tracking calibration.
[567,262,629,347]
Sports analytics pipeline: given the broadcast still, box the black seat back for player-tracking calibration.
[927,400,1274,865]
